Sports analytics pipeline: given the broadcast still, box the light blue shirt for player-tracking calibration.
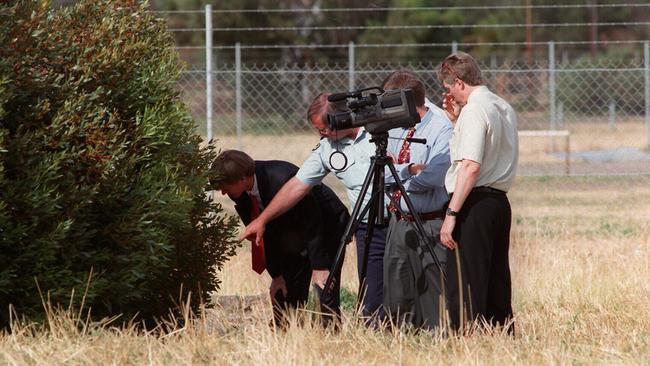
[296,128,377,221]
[387,107,453,213]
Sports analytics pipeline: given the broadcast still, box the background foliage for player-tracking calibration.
[136,0,648,65]
[0,0,239,327]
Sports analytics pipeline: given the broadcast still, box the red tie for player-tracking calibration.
[249,194,266,274]
[388,127,416,213]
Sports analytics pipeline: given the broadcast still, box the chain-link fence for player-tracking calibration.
[179,55,650,177]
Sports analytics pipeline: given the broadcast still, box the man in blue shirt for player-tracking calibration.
[382,70,453,329]
[240,92,388,323]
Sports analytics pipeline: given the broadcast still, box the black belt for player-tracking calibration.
[394,209,445,222]
[471,186,506,194]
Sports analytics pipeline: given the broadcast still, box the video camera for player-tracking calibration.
[326,87,420,134]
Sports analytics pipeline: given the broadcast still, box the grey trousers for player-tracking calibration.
[383,215,448,330]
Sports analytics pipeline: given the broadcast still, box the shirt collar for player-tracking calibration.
[249,175,260,199]
[355,128,367,141]
[417,108,433,128]
[331,128,365,147]
[467,85,489,104]
[402,108,432,133]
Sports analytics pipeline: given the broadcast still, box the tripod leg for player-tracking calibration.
[359,166,385,284]
[355,185,387,315]
[322,158,377,298]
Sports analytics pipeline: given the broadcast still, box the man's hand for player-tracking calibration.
[239,217,265,247]
[270,275,288,299]
[440,215,458,250]
[311,269,330,290]
[442,92,461,122]
[408,163,426,176]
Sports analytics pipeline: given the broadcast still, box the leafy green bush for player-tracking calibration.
[0,0,239,327]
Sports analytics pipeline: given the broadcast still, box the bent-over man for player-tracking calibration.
[240,93,389,324]
[210,150,349,327]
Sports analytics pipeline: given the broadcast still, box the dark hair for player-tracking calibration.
[307,92,332,124]
[209,150,255,188]
[381,69,425,107]
[436,51,483,86]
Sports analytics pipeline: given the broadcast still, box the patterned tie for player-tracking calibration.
[249,194,266,274]
[388,127,416,213]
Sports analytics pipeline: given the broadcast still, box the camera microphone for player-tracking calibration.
[328,92,357,102]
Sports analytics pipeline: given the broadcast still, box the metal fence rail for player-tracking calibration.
[179,56,650,176]
[169,6,650,178]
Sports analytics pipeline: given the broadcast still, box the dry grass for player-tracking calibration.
[213,121,650,167]
[2,177,649,365]
[515,120,647,164]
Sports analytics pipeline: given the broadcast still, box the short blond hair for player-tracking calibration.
[437,51,483,86]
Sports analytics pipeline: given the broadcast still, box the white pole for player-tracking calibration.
[348,41,355,92]
[608,101,616,131]
[236,42,242,150]
[549,41,556,131]
[205,5,213,141]
[452,41,458,53]
[643,41,650,149]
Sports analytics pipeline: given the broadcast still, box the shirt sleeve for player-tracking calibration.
[296,144,330,186]
[457,104,487,164]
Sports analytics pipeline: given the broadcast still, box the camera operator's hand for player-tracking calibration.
[442,92,461,122]
[408,163,426,176]
[270,275,288,299]
[239,218,265,247]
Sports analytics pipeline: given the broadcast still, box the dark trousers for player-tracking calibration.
[272,252,343,327]
[446,191,514,333]
[384,215,448,330]
[355,223,388,321]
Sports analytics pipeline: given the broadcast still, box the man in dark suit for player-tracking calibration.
[209,150,349,327]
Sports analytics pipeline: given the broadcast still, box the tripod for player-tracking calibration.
[322,131,446,311]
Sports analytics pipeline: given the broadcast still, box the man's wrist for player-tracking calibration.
[407,163,415,176]
[256,211,269,224]
[446,207,459,217]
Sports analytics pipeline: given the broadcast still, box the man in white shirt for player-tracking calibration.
[436,51,518,334]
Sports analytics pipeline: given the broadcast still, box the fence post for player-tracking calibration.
[452,41,458,53]
[348,41,355,92]
[236,42,242,150]
[609,101,616,131]
[205,5,213,141]
[643,41,650,149]
[490,53,497,86]
[549,41,556,131]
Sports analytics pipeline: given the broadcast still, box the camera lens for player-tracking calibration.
[327,112,354,130]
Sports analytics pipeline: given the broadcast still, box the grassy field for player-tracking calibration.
[211,120,650,176]
[1,175,649,365]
